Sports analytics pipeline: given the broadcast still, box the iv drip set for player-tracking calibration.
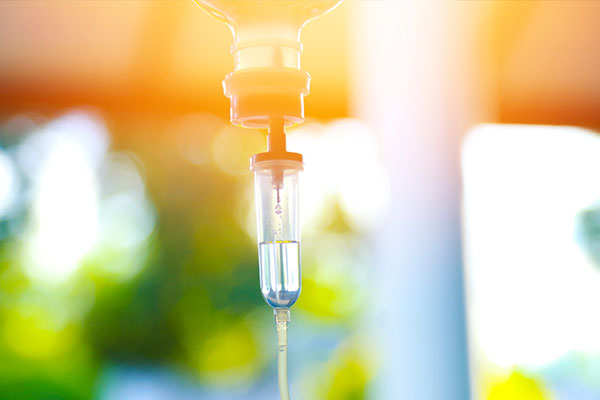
[193,1,344,399]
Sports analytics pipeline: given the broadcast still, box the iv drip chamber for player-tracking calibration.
[252,158,303,309]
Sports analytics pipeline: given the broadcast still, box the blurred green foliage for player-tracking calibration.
[0,112,373,399]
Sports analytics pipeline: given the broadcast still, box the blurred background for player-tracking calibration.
[0,1,600,399]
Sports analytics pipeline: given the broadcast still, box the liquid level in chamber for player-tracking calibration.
[259,240,301,308]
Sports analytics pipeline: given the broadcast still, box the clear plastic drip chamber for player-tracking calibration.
[252,159,303,309]
[194,0,343,128]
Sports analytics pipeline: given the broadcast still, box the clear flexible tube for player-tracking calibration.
[275,308,291,400]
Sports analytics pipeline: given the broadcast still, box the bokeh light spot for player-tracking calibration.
[170,113,223,166]
[212,125,265,176]
[2,304,78,360]
[194,319,260,386]
[488,372,550,400]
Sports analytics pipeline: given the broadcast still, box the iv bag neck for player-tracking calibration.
[194,0,343,129]
[232,23,303,70]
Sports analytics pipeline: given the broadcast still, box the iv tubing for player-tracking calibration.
[275,308,291,400]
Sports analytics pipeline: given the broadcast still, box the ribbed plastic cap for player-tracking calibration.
[223,67,310,129]
[250,152,303,170]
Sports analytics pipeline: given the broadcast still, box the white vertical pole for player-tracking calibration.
[349,2,494,399]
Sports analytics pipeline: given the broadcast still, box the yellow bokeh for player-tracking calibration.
[297,234,368,320]
[302,337,376,400]
[2,305,78,360]
[488,372,551,400]
[191,318,261,385]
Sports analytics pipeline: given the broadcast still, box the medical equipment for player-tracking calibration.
[193,2,343,398]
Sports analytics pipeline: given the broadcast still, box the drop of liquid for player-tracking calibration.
[275,203,282,215]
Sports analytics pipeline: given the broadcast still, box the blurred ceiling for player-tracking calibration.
[0,1,599,128]
[0,0,350,118]
[495,1,600,128]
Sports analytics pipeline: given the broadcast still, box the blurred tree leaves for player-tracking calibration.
[0,113,372,399]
